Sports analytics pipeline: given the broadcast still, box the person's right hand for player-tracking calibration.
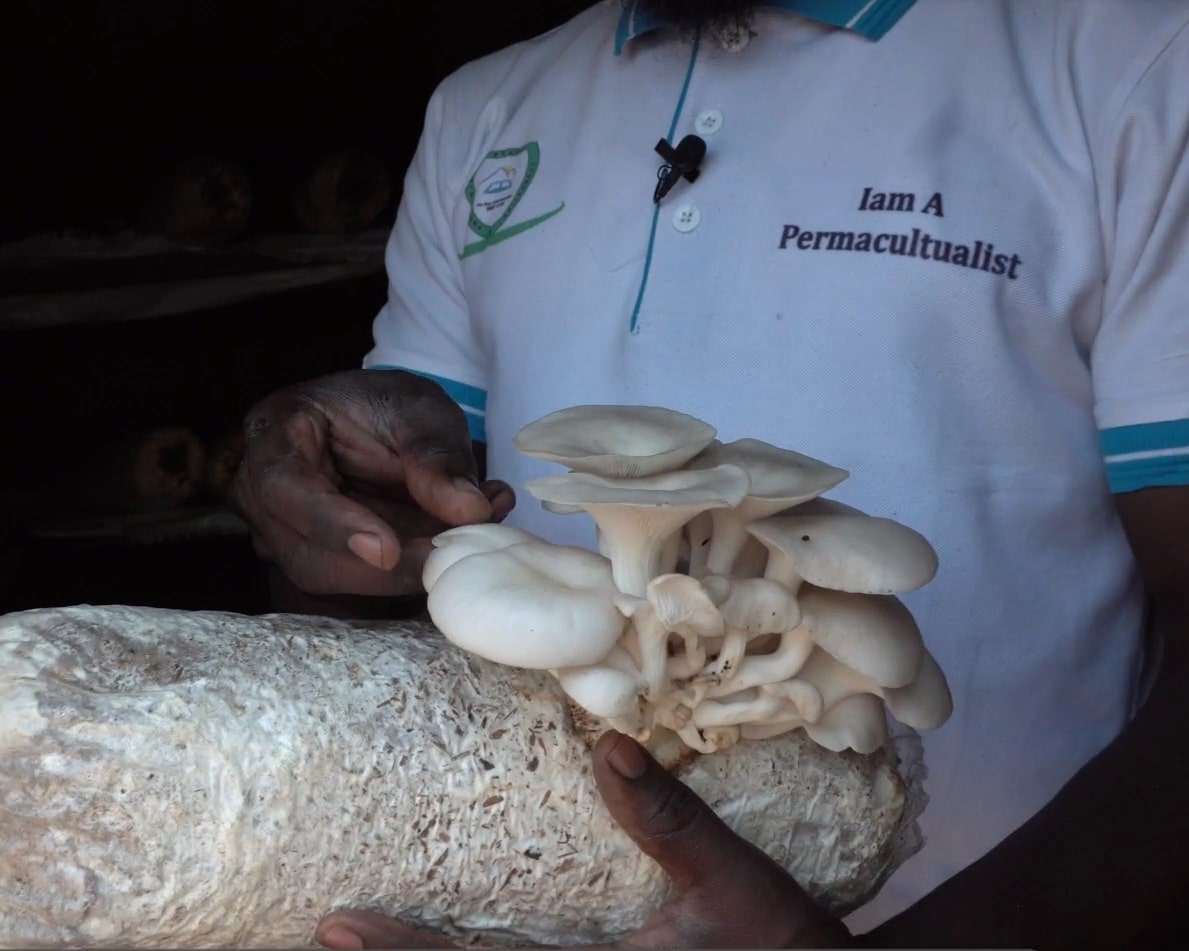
[230,369,515,597]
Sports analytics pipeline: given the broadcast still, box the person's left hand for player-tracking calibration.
[314,731,854,949]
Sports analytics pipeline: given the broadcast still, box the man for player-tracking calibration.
[232,0,1189,945]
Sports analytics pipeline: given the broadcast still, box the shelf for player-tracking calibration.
[25,505,248,546]
[0,229,388,329]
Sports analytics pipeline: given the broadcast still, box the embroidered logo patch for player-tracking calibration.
[461,143,564,258]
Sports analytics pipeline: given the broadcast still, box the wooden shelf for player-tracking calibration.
[0,228,388,329]
[25,505,248,546]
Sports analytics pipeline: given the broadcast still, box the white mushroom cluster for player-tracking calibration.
[424,405,952,756]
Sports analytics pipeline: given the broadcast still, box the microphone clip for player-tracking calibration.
[653,134,706,203]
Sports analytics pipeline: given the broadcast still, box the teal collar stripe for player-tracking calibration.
[615,0,917,52]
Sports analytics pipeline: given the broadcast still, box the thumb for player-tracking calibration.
[590,732,746,894]
[316,910,459,950]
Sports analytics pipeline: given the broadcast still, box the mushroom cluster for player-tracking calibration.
[424,405,952,756]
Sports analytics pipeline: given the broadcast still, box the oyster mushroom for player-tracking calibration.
[426,541,624,670]
[613,574,723,702]
[422,523,541,591]
[746,503,938,596]
[553,648,647,736]
[789,646,953,732]
[805,693,889,754]
[695,575,803,686]
[513,404,717,478]
[689,439,848,576]
[797,585,925,688]
[525,464,751,597]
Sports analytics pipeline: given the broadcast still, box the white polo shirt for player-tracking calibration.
[365,0,1189,928]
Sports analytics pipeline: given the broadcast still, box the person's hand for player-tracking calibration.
[314,732,853,950]
[230,369,514,597]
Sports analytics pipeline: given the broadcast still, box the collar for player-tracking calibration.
[615,0,917,53]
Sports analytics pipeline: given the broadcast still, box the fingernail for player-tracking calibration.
[452,476,486,498]
[348,532,385,569]
[320,925,364,950]
[606,733,647,779]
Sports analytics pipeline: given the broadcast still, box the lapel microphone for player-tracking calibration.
[653,134,707,203]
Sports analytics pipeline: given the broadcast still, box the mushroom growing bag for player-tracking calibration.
[0,605,927,948]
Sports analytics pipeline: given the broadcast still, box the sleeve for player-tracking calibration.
[364,81,490,443]
[1091,16,1189,493]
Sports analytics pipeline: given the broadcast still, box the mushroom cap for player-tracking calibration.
[554,663,643,720]
[690,438,848,508]
[746,510,938,595]
[525,464,750,512]
[804,693,889,754]
[759,679,824,723]
[883,649,953,730]
[797,586,925,688]
[700,576,802,635]
[791,646,881,710]
[426,541,624,670]
[423,523,542,592]
[526,465,752,597]
[513,405,717,478]
[639,574,725,639]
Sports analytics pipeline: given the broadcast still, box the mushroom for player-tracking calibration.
[525,464,751,597]
[612,574,723,701]
[695,576,802,686]
[683,511,715,576]
[788,647,879,710]
[804,693,889,754]
[675,721,741,755]
[702,625,815,697]
[688,439,848,576]
[797,585,925,688]
[789,646,953,732]
[745,506,938,596]
[553,651,646,735]
[513,405,717,478]
[691,687,790,730]
[882,650,953,731]
[759,678,824,723]
[422,523,542,591]
[426,541,624,670]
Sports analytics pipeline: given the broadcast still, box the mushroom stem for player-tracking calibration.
[695,626,750,685]
[691,688,790,729]
[759,679,824,724]
[704,516,752,577]
[626,611,671,702]
[684,511,715,577]
[705,627,814,697]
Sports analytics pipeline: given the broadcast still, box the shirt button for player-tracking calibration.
[695,109,724,136]
[672,203,702,233]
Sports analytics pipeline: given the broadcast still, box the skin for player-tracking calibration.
[310,487,1189,949]
[229,368,514,598]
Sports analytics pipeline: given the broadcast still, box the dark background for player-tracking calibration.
[0,0,592,614]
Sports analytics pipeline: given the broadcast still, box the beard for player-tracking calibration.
[634,0,758,30]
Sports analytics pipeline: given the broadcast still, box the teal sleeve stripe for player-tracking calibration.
[463,409,487,444]
[854,0,918,40]
[1106,452,1189,493]
[367,365,488,412]
[1100,418,1189,457]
